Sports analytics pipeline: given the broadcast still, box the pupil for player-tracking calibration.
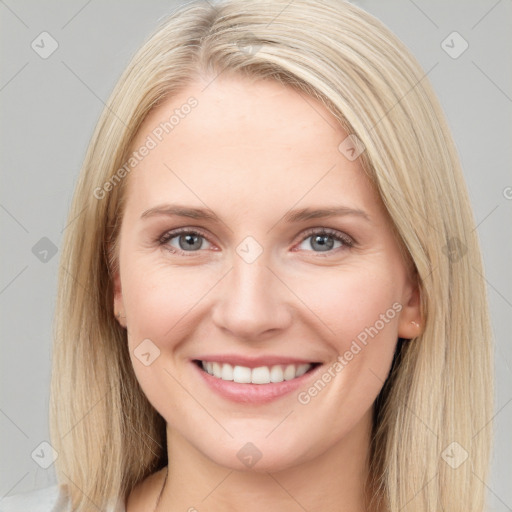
[180,234,201,250]
[313,234,333,251]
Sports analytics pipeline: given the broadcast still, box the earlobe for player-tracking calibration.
[397,284,423,340]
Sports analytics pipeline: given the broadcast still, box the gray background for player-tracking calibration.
[1,0,511,508]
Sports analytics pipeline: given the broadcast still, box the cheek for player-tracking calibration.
[121,257,214,341]
[120,257,201,411]
[292,265,402,340]
[292,267,402,387]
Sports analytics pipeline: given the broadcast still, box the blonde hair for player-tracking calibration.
[50,1,494,510]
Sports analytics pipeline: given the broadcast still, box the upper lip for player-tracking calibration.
[193,354,320,368]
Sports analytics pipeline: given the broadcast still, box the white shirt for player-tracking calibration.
[0,485,126,512]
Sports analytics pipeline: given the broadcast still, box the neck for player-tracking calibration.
[158,407,378,512]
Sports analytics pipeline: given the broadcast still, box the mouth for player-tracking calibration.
[193,360,321,384]
[191,357,324,404]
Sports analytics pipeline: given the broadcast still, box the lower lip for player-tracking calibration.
[192,361,322,404]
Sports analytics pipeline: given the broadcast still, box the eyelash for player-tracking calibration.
[157,227,355,257]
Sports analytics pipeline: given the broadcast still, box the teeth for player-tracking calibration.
[283,364,296,381]
[251,366,270,384]
[221,363,234,381]
[269,365,284,382]
[212,362,222,377]
[233,365,252,383]
[295,364,310,377]
[200,361,313,384]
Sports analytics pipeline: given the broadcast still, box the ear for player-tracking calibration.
[110,240,126,328]
[112,268,127,328]
[397,278,423,340]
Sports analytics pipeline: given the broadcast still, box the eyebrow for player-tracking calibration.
[140,204,371,223]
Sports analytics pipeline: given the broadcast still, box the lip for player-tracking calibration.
[191,359,323,404]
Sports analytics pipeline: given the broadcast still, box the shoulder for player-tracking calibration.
[0,485,126,512]
[0,485,67,512]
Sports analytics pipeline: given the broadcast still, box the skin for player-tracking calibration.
[113,73,422,512]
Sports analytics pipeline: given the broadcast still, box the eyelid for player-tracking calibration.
[157,226,356,256]
[295,227,355,249]
[158,227,215,256]
[158,226,210,244]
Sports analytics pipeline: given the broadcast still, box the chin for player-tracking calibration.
[196,435,316,474]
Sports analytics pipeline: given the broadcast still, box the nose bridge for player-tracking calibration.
[211,245,290,338]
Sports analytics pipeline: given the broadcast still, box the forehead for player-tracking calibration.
[123,75,377,218]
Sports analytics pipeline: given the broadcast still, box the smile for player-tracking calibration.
[197,360,317,384]
[192,355,324,403]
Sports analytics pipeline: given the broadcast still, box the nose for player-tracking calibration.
[210,253,292,341]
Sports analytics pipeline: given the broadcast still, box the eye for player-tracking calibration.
[157,227,355,257]
[158,228,213,256]
[295,228,354,254]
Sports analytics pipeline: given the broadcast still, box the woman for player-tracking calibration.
[2,0,494,510]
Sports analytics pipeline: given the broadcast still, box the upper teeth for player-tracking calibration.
[201,361,312,384]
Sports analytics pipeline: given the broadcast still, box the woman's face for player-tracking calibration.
[113,74,421,471]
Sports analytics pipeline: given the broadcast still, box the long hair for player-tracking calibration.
[49,1,494,510]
